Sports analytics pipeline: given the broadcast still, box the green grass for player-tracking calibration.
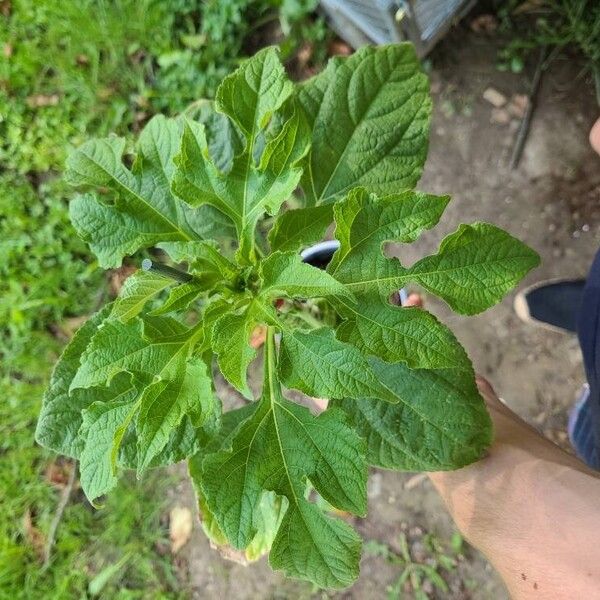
[495,0,600,97]
[0,373,185,599]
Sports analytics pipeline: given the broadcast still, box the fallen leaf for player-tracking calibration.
[170,506,193,553]
[26,94,59,108]
[23,509,46,561]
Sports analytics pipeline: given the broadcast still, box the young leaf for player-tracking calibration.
[136,357,215,472]
[278,327,397,404]
[216,46,294,139]
[268,204,333,252]
[111,270,171,322]
[172,48,309,262]
[67,116,209,267]
[259,251,354,303]
[190,99,245,172]
[149,282,203,315]
[335,297,471,371]
[198,336,367,588]
[36,305,112,457]
[211,312,258,399]
[298,44,431,204]
[70,317,199,391]
[327,187,449,283]
[332,359,492,471]
[78,375,139,503]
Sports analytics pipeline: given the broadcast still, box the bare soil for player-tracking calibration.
[170,26,600,600]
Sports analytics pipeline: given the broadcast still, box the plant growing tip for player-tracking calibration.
[37,43,539,589]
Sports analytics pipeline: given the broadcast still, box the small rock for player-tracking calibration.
[507,94,529,119]
[483,87,507,108]
[367,472,382,499]
[170,506,193,553]
[491,108,511,125]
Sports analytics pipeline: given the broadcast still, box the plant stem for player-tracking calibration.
[141,258,193,283]
[264,326,277,399]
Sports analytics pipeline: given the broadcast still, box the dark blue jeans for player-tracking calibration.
[575,249,600,469]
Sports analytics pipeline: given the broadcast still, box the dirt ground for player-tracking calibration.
[170,27,600,600]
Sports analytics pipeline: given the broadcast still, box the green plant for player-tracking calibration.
[496,0,600,98]
[36,45,539,588]
[365,531,464,599]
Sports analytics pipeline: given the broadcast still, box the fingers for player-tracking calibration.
[403,292,423,308]
[590,117,600,156]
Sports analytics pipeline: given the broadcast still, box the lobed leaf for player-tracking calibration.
[329,189,539,314]
[197,339,367,588]
[172,48,309,262]
[70,317,199,391]
[67,116,211,267]
[335,296,470,371]
[36,305,113,457]
[136,357,215,472]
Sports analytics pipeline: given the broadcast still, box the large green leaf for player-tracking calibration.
[391,223,541,314]
[79,382,139,503]
[298,44,431,204]
[333,359,492,471]
[197,338,366,588]
[329,188,539,314]
[327,187,449,283]
[36,306,112,457]
[278,327,397,404]
[136,357,215,471]
[70,317,200,391]
[67,116,211,267]
[335,297,471,371]
[172,48,309,262]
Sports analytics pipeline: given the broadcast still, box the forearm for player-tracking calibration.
[429,381,600,599]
